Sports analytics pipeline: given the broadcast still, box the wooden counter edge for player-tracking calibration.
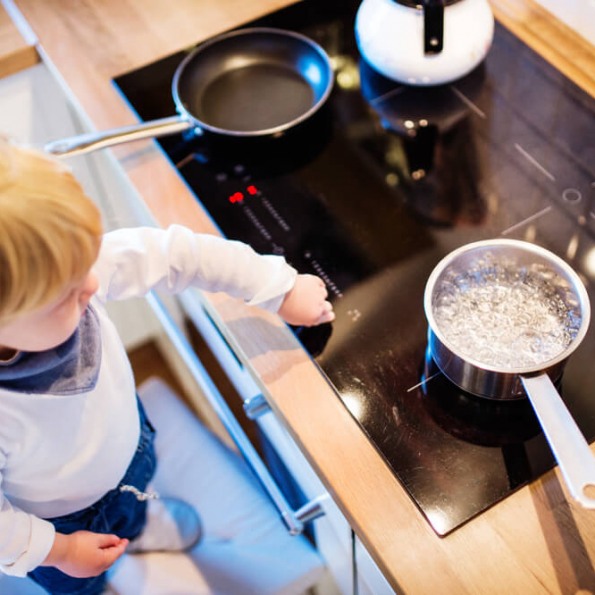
[491,0,595,98]
[0,4,38,79]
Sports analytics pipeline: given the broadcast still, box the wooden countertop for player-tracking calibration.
[0,4,36,78]
[8,0,595,592]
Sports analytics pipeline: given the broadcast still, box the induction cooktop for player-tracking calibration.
[114,0,595,535]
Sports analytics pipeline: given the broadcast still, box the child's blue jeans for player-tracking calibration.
[28,400,157,595]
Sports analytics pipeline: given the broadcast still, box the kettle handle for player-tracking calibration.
[423,0,445,54]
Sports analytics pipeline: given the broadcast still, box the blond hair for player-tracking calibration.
[0,141,103,324]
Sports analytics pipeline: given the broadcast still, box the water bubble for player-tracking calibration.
[432,258,582,369]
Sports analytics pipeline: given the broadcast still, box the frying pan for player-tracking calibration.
[45,28,334,157]
[424,239,595,508]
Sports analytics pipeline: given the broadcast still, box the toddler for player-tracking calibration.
[0,141,334,594]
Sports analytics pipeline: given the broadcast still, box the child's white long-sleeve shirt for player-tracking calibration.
[0,225,297,576]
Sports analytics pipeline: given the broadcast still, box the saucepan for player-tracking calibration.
[424,239,595,507]
[45,27,334,157]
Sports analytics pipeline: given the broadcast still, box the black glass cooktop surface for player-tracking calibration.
[114,0,595,535]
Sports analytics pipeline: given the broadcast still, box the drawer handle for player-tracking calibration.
[294,494,328,524]
[145,291,326,535]
[243,394,271,419]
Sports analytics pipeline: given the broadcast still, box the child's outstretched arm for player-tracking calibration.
[278,274,334,327]
[95,226,335,328]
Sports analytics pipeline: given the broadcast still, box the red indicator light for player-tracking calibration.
[229,191,244,204]
[246,185,259,196]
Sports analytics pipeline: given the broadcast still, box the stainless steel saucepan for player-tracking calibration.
[424,238,595,508]
[45,27,334,157]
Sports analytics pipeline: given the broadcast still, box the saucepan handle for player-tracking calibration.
[44,115,194,158]
[521,373,595,508]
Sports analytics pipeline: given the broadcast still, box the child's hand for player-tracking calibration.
[278,274,335,327]
[42,530,129,578]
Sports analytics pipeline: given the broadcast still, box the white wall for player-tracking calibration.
[533,0,595,44]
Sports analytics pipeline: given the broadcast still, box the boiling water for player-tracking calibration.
[432,260,582,369]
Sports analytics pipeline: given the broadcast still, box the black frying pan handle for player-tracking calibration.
[423,0,445,54]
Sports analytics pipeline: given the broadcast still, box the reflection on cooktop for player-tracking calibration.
[114,0,595,535]
[421,351,543,447]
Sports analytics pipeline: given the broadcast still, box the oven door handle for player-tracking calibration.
[145,291,326,535]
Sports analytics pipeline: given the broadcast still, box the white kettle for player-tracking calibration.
[355,0,494,86]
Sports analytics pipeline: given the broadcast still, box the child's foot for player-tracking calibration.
[127,497,202,553]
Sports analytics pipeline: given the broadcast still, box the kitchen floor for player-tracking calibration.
[128,339,186,397]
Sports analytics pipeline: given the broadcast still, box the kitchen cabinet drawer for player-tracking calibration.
[177,294,348,587]
[257,413,352,594]
[355,537,396,595]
